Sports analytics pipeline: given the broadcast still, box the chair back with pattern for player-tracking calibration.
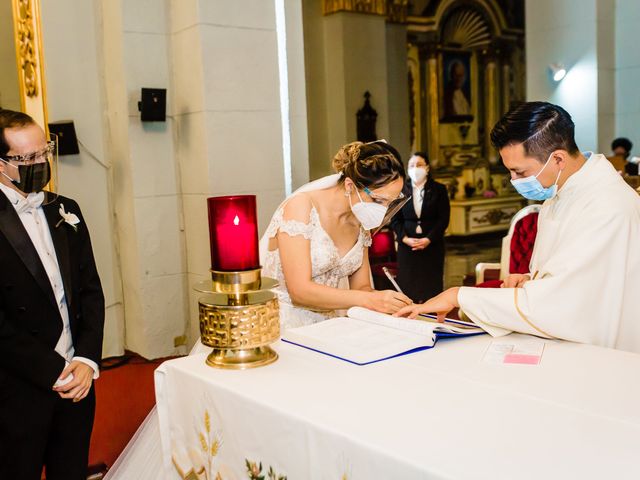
[499,204,541,277]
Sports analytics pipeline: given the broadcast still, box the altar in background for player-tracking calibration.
[406,0,526,235]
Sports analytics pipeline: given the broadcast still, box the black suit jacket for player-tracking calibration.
[390,178,450,244]
[0,191,104,392]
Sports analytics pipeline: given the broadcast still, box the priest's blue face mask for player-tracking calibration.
[511,152,563,201]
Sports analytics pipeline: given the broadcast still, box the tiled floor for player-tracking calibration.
[444,233,502,288]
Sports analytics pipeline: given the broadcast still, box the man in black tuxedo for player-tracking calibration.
[0,109,104,479]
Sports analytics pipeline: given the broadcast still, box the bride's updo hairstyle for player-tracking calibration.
[332,140,405,189]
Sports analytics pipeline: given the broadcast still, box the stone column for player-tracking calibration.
[170,0,290,345]
[482,48,499,164]
[424,45,440,167]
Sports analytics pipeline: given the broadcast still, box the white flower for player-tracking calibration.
[59,203,80,231]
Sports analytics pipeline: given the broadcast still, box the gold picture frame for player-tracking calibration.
[439,49,474,124]
[11,0,48,132]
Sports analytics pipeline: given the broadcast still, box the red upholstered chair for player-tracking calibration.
[475,205,541,288]
[369,229,399,290]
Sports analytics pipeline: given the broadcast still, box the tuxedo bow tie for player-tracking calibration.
[14,191,45,215]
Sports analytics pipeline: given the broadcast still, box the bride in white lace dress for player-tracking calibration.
[262,140,412,329]
[104,141,412,479]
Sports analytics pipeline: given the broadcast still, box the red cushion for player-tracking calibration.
[476,279,503,288]
[509,212,538,274]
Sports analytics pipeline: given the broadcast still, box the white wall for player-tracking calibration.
[39,0,307,357]
[120,0,189,358]
[526,0,600,152]
[303,5,411,177]
[170,0,294,346]
[41,0,125,358]
[615,0,640,154]
[525,0,640,155]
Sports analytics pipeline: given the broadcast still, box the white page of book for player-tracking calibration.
[282,317,436,365]
[347,307,483,335]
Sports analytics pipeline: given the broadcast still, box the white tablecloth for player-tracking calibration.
[155,334,640,479]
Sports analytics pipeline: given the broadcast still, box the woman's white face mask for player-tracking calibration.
[407,166,428,184]
[348,188,388,230]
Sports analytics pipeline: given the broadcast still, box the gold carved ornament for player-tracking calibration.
[14,0,39,98]
[472,208,512,225]
[323,0,408,23]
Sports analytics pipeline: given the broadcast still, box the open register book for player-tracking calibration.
[281,307,486,365]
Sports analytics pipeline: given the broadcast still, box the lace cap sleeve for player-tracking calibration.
[278,218,314,239]
[266,198,317,240]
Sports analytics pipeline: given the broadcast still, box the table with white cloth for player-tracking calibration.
[155,334,640,480]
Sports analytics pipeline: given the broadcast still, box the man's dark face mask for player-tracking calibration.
[1,160,51,194]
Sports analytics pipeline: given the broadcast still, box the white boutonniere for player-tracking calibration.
[56,203,81,232]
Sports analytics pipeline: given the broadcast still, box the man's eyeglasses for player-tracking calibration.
[1,141,55,165]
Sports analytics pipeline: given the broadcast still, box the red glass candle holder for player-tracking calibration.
[207,195,260,272]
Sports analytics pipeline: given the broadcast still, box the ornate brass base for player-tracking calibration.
[197,268,280,369]
[205,345,278,369]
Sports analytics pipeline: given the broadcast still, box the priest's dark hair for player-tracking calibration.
[0,109,36,157]
[333,140,405,189]
[490,101,580,163]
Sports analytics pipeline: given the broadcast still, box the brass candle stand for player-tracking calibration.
[195,268,280,369]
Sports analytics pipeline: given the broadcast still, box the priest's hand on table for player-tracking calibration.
[501,273,531,288]
[366,290,413,314]
[393,287,460,322]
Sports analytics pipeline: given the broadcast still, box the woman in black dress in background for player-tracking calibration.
[390,152,450,303]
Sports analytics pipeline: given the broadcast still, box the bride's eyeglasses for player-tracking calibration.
[362,187,411,235]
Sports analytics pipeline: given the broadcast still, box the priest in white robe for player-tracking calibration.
[396,101,640,354]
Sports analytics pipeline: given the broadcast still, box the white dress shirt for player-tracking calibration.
[411,180,426,217]
[0,183,99,384]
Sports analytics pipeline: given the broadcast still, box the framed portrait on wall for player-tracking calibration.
[440,50,473,123]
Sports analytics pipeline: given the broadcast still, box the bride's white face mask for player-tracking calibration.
[348,187,388,230]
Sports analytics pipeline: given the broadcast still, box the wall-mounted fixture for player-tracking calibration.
[48,120,79,155]
[548,63,567,82]
[138,88,166,122]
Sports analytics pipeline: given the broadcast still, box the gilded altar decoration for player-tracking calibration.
[472,208,512,226]
[322,0,408,22]
[14,0,38,97]
[10,0,48,130]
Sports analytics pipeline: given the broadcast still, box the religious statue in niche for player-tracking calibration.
[356,91,378,142]
[440,51,473,123]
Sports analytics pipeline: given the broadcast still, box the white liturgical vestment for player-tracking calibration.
[458,153,640,353]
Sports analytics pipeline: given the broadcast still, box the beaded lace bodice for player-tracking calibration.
[262,204,371,329]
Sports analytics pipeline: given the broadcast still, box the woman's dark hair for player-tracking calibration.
[412,151,430,166]
[332,140,405,188]
[490,101,579,162]
[612,137,632,154]
[0,109,36,157]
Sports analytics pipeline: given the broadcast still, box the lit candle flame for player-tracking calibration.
[233,215,240,226]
